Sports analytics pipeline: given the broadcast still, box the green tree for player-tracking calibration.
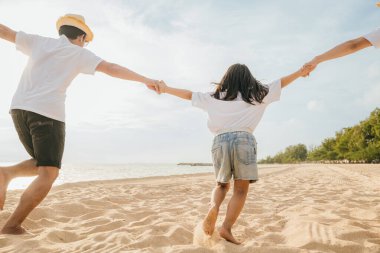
[261,108,380,164]
[260,144,307,164]
[308,108,380,163]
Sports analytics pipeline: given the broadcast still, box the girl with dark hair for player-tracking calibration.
[157,64,311,244]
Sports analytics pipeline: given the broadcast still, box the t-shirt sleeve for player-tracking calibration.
[79,49,103,75]
[363,28,380,48]
[15,31,42,56]
[262,79,282,104]
[191,92,212,110]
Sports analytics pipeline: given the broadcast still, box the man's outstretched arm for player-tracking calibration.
[304,37,372,72]
[96,60,159,92]
[0,24,16,43]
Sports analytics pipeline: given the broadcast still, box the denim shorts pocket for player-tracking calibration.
[211,145,223,169]
[235,140,256,165]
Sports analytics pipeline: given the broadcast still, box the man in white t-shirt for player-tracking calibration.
[0,14,159,234]
[303,28,379,72]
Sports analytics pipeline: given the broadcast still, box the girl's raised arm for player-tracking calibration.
[158,81,193,100]
[280,66,312,88]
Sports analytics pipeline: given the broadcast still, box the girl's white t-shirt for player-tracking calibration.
[10,31,103,122]
[364,28,380,48]
[192,80,282,135]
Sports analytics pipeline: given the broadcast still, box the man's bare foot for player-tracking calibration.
[203,206,218,236]
[1,225,26,235]
[219,226,241,245]
[0,168,11,210]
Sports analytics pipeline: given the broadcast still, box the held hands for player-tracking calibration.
[157,80,168,94]
[301,58,319,77]
[144,78,161,94]
[144,79,168,95]
[299,64,314,77]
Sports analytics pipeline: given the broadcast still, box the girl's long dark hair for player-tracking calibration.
[212,63,269,105]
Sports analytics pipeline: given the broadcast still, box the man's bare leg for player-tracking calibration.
[0,159,38,210]
[219,180,249,245]
[203,182,230,235]
[1,166,58,235]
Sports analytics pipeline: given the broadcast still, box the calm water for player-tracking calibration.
[1,163,214,190]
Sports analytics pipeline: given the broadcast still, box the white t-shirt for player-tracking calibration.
[192,80,281,135]
[11,31,103,122]
[364,28,380,48]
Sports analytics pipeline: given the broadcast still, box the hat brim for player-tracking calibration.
[56,16,94,42]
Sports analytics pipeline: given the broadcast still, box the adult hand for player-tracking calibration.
[300,64,314,77]
[301,58,318,77]
[158,80,168,94]
[144,79,160,94]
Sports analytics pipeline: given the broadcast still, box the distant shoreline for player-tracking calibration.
[177,163,213,166]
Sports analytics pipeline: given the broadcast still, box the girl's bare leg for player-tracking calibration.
[203,182,230,235]
[219,180,249,244]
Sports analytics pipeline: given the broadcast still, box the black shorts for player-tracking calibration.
[11,109,65,168]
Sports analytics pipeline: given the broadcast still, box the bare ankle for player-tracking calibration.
[219,225,241,245]
[222,222,232,231]
[1,225,26,235]
[210,205,219,212]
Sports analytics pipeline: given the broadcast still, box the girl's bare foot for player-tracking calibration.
[219,226,241,245]
[202,206,218,235]
[0,168,10,210]
[1,225,26,235]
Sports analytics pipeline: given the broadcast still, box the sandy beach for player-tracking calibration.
[0,164,379,253]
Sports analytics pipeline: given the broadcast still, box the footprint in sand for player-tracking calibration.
[349,208,377,220]
[47,230,83,243]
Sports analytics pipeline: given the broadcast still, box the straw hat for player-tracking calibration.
[56,14,94,42]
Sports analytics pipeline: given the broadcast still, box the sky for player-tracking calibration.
[0,0,379,164]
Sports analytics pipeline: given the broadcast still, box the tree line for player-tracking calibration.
[259,108,380,164]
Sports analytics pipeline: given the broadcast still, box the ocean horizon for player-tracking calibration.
[1,163,280,190]
[1,163,215,190]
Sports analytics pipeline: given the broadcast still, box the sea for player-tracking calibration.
[1,163,214,190]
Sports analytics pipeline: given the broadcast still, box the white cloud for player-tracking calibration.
[307,100,325,112]
[356,83,380,108]
[367,62,380,79]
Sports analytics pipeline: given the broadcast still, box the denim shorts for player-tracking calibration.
[211,131,258,183]
[11,109,65,168]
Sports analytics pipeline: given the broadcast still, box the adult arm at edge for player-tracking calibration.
[0,24,16,43]
[304,37,372,71]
